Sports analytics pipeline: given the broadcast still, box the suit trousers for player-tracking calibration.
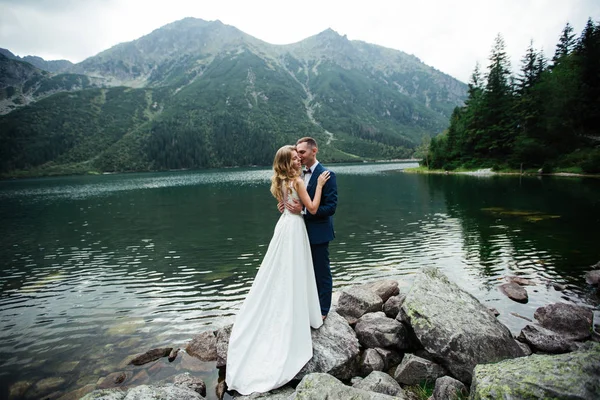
[310,242,332,315]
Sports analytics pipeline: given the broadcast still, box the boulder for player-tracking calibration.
[355,312,410,350]
[374,347,403,370]
[393,354,445,385]
[291,373,406,399]
[360,348,385,375]
[401,267,525,384]
[383,294,405,319]
[336,287,384,324]
[585,269,600,286]
[186,330,218,361]
[534,303,593,341]
[518,324,579,354]
[172,373,206,397]
[499,282,529,303]
[81,383,204,400]
[295,311,360,381]
[470,342,600,400]
[216,325,232,368]
[129,348,172,366]
[233,386,295,399]
[432,376,468,400]
[360,280,400,303]
[353,371,408,397]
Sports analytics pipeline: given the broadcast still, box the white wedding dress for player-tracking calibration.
[225,184,323,395]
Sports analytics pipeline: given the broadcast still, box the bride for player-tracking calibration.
[225,145,330,395]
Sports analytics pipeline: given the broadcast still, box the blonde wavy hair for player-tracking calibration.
[270,145,300,202]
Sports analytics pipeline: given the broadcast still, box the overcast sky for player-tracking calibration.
[1,0,598,82]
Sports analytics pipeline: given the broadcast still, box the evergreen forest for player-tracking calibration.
[424,18,600,174]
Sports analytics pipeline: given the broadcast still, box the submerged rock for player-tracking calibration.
[129,347,172,366]
[470,342,600,400]
[401,267,525,384]
[499,282,529,303]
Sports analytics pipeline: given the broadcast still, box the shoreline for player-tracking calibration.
[403,166,600,179]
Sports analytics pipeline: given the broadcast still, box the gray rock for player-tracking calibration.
[187,330,218,361]
[383,294,405,319]
[516,340,533,356]
[360,280,400,303]
[233,386,295,399]
[295,311,360,381]
[499,282,529,303]
[374,347,403,370]
[360,348,385,375]
[336,287,384,324]
[172,373,206,397]
[81,389,126,400]
[506,276,536,286]
[432,376,467,400]
[401,267,525,384]
[216,324,232,368]
[355,312,410,350]
[393,354,445,385]
[351,376,364,386]
[534,302,593,341]
[518,324,579,354]
[354,371,408,397]
[291,373,402,399]
[585,269,600,286]
[129,348,172,366]
[470,342,600,400]
[81,383,204,400]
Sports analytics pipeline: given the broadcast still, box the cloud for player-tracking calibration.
[0,0,598,81]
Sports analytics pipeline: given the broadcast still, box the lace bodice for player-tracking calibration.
[282,182,300,215]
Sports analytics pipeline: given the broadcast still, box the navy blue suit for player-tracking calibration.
[304,162,337,315]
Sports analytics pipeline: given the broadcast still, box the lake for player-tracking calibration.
[1,162,599,399]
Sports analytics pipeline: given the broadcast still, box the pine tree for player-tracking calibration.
[552,22,576,67]
[479,34,516,160]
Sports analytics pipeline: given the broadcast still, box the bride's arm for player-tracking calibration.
[293,172,330,215]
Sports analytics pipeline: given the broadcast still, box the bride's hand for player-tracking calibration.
[317,171,330,188]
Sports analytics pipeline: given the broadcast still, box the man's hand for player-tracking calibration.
[285,199,303,215]
[277,201,285,213]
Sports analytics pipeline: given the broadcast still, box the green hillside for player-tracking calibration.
[0,18,468,178]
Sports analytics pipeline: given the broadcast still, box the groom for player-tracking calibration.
[288,137,338,319]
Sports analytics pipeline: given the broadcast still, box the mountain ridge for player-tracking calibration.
[0,17,467,177]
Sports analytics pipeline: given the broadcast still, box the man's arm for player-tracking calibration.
[315,170,337,217]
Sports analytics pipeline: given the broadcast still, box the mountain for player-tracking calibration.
[0,18,468,177]
[0,50,105,115]
[0,48,73,72]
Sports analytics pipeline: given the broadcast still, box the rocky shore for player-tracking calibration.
[13,265,598,400]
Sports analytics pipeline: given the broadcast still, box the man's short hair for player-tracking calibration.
[296,137,318,148]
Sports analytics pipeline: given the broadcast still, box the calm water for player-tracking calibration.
[1,163,599,399]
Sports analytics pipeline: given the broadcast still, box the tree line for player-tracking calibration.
[425,18,600,173]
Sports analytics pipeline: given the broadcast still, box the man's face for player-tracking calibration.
[296,142,316,166]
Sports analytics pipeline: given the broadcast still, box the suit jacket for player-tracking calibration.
[305,163,337,245]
